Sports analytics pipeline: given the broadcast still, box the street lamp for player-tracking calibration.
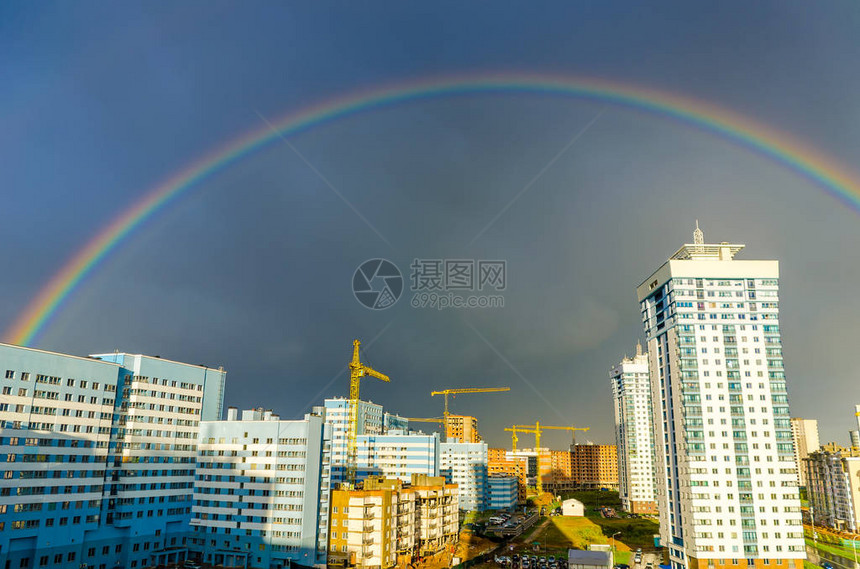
[610,532,621,558]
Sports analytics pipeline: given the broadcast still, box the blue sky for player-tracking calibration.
[2,2,860,447]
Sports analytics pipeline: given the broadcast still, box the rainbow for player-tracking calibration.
[7,72,860,346]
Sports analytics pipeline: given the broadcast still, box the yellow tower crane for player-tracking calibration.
[503,421,590,495]
[345,339,390,486]
[430,387,510,440]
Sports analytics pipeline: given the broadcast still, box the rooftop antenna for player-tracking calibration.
[693,220,704,248]
[635,341,643,357]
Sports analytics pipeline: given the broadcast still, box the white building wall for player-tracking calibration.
[637,235,805,567]
[439,442,488,511]
[610,347,657,511]
[192,410,331,568]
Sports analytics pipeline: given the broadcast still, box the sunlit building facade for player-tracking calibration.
[610,344,658,514]
[637,227,805,569]
[191,408,331,568]
[0,344,225,569]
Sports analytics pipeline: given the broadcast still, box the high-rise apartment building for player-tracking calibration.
[190,408,331,568]
[610,344,658,514]
[789,418,819,488]
[445,415,480,444]
[0,344,225,569]
[323,398,383,484]
[636,227,805,568]
[805,443,860,533]
[439,442,487,511]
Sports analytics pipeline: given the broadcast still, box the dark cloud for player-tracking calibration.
[3,1,860,448]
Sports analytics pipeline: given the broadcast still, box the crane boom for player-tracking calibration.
[430,387,510,440]
[345,339,391,486]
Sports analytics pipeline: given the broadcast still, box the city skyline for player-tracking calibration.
[4,2,860,450]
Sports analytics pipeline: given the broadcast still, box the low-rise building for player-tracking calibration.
[328,477,416,569]
[568,550,613,569]
[486,475,518,510]
[561,498,585,517]
[329,475,457,567]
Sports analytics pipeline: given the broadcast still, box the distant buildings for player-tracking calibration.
[0,343,225,569]
[571,444,618,491]
[636,227,805,567]
[439,442,487,511]
[191,408,331,568]
[487,448,528,503]
[789,418,820,488]
[805,442,860,533]
[445,415,481,444]
[610,345,658,514]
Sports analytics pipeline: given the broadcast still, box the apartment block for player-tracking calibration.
[328,477,416,569]
[486,475,518,510]
[487,448,527,503]
[610,344,658,514]
[637,227,804,568]
[571,444,618,490]
[190,408,331,568]
[439,442,487,511]
[328,474,457,567]
[0,344,225,569]
[789,418,819,488]
[544,450,575,492]
[805,443,860,533]
[445,415,480,444]
[355,431,439,483]
[411,474,458,558]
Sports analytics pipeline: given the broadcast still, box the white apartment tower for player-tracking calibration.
[636,225,805,569]
[610,343,658,515]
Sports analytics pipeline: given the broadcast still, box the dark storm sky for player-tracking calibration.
[3,2,860,448]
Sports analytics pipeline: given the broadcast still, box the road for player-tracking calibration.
[806,544,860,569]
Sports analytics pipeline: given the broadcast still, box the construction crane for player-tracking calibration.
[406,417,444,423]
[345,339,390,486]
[430,387,510,440]
[503,421,590,494]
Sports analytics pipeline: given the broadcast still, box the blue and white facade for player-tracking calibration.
[636,230,805,568]
[486,475,518,510]
[439,442,488,511]
[355,431,439,483]
[0,344,225,569]
[191,408,331,568]
[323,398,383,484]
